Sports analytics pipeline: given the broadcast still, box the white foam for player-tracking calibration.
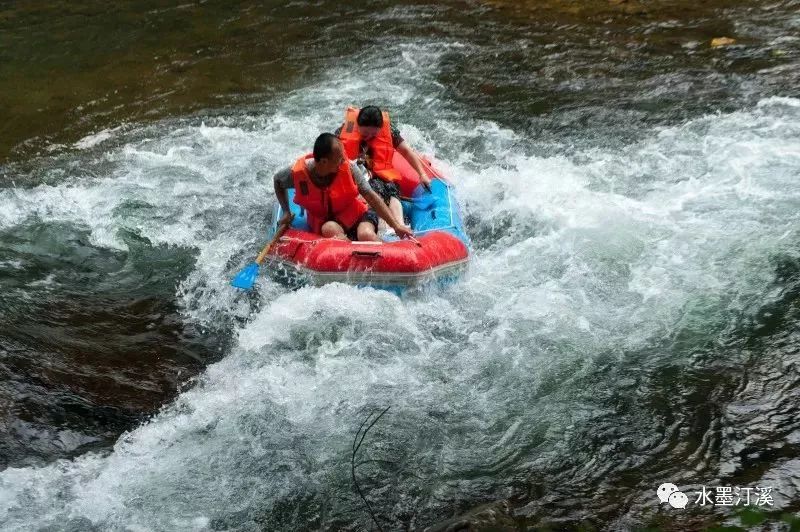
[73,127,122,150]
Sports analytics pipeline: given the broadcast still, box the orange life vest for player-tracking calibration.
[291,154,368,234]
[339,106,402,182]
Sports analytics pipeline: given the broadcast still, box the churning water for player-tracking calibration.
[2,1,800,530]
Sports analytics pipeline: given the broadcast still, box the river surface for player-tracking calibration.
[1,1,800,530]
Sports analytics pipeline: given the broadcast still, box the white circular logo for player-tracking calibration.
[657,483,679,503]
[668,491,688,509]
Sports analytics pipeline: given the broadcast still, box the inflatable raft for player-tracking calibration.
[265,152,470,294]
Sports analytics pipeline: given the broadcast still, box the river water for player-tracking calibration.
[1,1,800,530]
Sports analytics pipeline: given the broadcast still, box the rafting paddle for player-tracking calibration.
[231,221,293,290]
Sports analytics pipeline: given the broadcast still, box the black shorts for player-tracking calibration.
[369,177,401,205]
[345,210,379,240]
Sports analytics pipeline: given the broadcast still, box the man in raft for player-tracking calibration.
[273,133,413,242]
[335,105,432,234]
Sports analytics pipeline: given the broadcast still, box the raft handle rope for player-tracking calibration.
[352,250,382,258]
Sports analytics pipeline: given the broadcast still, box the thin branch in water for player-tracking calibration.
[351,406,391,532]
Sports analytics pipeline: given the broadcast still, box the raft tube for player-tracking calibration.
[266,152,471,294]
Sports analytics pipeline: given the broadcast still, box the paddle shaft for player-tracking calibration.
[254,222,292,265]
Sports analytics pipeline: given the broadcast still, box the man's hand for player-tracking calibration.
[278,211,295,228]
[393,223,414,240]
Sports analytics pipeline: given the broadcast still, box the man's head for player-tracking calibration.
[357,105,383,140]
[313,133,345,176]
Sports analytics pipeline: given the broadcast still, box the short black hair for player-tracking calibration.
[357,106,383,128]
[313,132,339,161]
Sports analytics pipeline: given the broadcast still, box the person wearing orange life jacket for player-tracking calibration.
[336,106,432,232]
[273,133,413,242]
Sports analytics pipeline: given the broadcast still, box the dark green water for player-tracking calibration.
[1,1,800,530]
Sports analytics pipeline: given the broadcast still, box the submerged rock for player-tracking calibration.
[710,36,737,47]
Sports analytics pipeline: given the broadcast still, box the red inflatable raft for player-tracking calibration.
[266,152,471,294]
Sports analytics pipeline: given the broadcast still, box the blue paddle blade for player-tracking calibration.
[231,262,260,290]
